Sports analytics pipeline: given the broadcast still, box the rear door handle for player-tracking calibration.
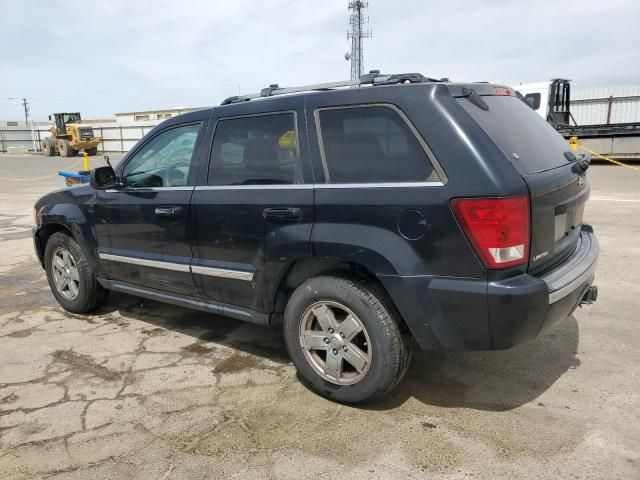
[263,207,301,221]
[154,206,182,218]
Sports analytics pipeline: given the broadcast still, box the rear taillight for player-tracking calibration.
[451,195,530,269]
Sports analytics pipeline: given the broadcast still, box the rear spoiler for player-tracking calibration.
[447,83,516,98]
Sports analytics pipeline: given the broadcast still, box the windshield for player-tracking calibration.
[62,113,81,124]
[457,95,573,175]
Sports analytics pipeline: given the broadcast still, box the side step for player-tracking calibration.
[97,279,270,326]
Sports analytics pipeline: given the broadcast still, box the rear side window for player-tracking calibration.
[524,93,541,110]
[458,95,572,175]
[209,113,300,185]
[317,106,438,184]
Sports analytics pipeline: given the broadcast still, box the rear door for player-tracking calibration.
[95,119,208,296]
[190,97,314,318]
[457,92,589,273]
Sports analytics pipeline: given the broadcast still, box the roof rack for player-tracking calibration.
[220,71,444,105]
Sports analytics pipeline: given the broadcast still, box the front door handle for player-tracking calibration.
[154,206,182,218]
[263,207,301,221]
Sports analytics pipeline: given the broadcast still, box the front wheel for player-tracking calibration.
[44,232,108,313]
[283,275,411,403]
[58,139,76,157]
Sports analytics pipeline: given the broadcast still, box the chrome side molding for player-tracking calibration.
[98,253,254,282]
[191,265,254,281]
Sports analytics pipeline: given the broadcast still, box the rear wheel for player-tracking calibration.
[44,232,108,313]
[41,137,55,156]
[58,139,76,157]
[283,275,411,403]
[86,147,98,156]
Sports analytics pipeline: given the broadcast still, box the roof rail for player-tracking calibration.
[220,71,443,105]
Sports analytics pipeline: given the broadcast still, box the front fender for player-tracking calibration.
[34,186,102,273]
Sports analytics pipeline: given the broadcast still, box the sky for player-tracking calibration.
[0,0,639,121]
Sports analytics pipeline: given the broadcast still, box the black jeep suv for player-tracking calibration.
[33,72,599,403]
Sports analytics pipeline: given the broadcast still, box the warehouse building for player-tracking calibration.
[114,107,200,123]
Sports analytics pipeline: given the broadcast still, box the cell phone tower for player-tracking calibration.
[346,1,372,81]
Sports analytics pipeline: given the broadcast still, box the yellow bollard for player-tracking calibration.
[569,136,578,151]
[82,150,90,172]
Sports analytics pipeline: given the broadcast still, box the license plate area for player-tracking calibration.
[554,202,585,241]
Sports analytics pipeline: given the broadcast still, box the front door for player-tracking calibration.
[190,101,314,319]
[95,120,207,296]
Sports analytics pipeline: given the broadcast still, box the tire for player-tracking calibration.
[44,232,108,313]
[283,275,412,403]
[86,147,98,156]
[41,137,55,156]
[59,139,76,157]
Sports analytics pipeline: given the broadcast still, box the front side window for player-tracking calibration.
[122,124,201,188]
[209,113,299,185]
[318,106,437,184]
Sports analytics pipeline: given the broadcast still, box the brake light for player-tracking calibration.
[451,195,530,269]
[493,86,513,96]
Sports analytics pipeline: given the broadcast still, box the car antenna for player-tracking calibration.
[103,155,112,168]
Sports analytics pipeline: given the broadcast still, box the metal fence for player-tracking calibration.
[0,122,159,153]
[571,85,640,126]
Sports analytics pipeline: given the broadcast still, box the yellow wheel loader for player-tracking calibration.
[41,112,102,157]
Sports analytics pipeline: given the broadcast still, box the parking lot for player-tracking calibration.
[0,154,638,479]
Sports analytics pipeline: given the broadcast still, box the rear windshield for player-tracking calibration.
[457,95,572,175]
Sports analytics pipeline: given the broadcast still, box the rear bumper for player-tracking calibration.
[380,225,599,351]
[487,226,598,349]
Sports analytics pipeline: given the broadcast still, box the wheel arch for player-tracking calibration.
[270,258,410,333]
[34,223,75,267]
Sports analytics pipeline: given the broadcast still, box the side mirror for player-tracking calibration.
[90,166,122,190]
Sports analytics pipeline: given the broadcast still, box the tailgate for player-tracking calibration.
[524,164,588,272]
[456,91,589,272]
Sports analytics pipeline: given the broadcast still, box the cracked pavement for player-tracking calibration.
[0,155,639,479]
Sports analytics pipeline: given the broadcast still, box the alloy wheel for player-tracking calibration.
[299,301,372,385]
[51,247,80,301]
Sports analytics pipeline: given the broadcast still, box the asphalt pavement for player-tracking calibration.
[0,154,638,479]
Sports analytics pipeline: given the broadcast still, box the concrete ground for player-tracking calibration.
[0,154,638,479]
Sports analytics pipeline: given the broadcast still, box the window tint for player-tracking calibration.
[123,124,201,188]
[524,93,541,110]
[457,95,571,175]
[209,113,299,185]
[318,106,437,183]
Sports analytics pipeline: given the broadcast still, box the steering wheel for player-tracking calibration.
[164,162,190,187]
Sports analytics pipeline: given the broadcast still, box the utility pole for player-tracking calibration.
[21,98,38,152]
[21,98,29,125]
[7,96,37,151]
[346,1,372,81]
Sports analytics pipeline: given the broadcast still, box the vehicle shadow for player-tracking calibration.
[98,293,580,411]
[97,292,291,365]
[369,316,581,412]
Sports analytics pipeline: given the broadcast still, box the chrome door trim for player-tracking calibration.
[104,186,195,193]
[314,181,444,188]
[194,182,444,191]
[98,253,254,282]
[195,184,313,191]
[98,253,191,273]
[191,265,254,281]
